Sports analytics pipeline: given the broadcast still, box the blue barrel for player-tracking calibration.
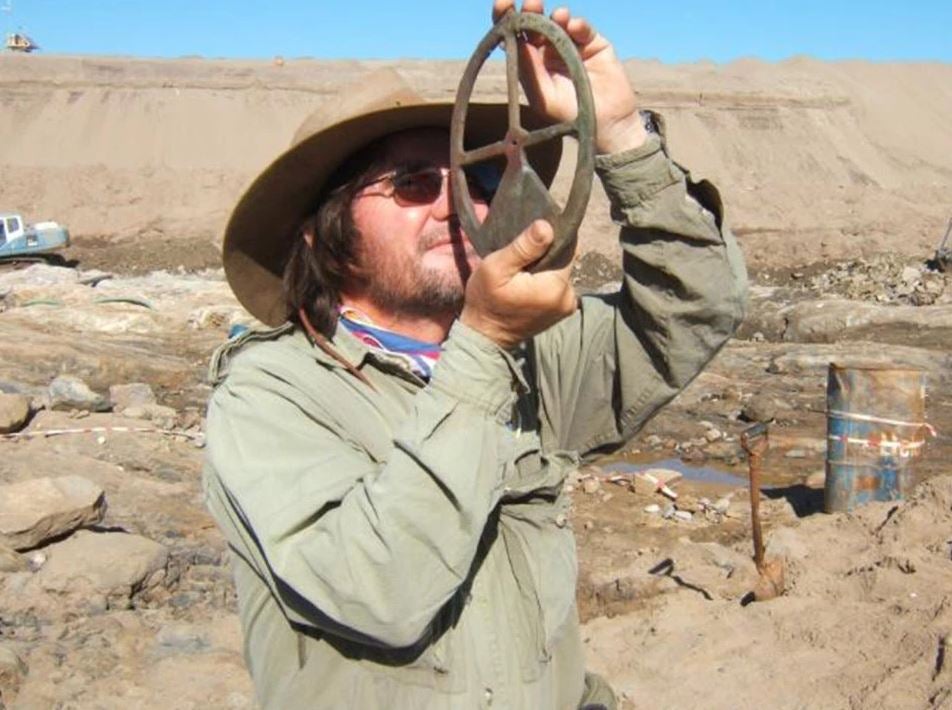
[825,365,929,513]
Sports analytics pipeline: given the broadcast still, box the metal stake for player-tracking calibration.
[741,422,785,601]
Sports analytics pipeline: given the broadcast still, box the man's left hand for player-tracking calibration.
[492,0,647,154]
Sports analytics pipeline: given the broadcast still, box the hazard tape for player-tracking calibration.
[826,410,937,460]
[827,433,925,459]
[828,409,938,437]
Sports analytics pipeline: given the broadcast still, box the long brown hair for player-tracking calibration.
[282,140,388,338]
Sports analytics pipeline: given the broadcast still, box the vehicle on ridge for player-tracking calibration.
[0,212,70,260]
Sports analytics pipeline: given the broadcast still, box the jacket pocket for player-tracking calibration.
[368,628,464,693]
[498,451,580,683]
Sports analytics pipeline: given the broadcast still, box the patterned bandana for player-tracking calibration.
[338,307,442,380]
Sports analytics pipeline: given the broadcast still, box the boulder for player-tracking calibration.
[48,375,111,412]
[0,392,30,434]
[782,299,952,349]
[766,343,952,380]
[741,394,778,423]
[108,382,156,412]
[0,476,106,551]
[35,530,169,609]
[146,403,178,430]
[122,403,178,429]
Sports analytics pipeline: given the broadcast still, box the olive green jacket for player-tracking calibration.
[203,132,748,709]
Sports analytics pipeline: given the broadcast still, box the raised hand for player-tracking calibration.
[492,0,647,154]
[460,219,577,349]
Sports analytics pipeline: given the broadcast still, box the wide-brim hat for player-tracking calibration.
[223,69,562,326]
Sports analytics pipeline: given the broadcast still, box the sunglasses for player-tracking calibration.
[354,163,502,206]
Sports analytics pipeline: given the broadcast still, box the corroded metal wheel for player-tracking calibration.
[450,10,595,272]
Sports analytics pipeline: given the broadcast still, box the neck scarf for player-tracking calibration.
[338,307,441,380]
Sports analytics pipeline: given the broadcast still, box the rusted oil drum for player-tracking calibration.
[825,365,930,512]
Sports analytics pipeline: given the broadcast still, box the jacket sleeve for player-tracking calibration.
[204,323,524,650]
[532,131,748,457]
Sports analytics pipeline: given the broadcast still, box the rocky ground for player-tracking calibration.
[0,250,950,709]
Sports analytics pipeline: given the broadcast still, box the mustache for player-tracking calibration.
[417,217,472,252]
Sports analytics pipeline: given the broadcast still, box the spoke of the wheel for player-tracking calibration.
[460,140,509,166]
[477,165,561,254]
[523,121,576,148]
[504,29,521,131]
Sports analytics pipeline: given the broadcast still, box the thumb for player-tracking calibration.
[494,220,554,276]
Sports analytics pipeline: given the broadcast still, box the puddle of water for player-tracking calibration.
[600,457,749,488]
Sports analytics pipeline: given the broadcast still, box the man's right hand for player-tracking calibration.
[493,0,647,155]
[460,219,577,350]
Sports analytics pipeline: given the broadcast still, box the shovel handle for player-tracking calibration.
[741,424,769,571]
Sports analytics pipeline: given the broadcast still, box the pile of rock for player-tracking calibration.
[0,264,247,332]
[807,255,950,306]
[0,474,171,700]
[0,392,30,435]
[643,493,738,524]
[3,375,187,434]
[0,372,214,703]
[635,421,746,467]
[571,461,789,530]
[0,472,171,612]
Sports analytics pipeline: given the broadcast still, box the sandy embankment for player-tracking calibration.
[1,55,950,271]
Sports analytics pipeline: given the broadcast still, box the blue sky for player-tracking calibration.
[3,0,950,63]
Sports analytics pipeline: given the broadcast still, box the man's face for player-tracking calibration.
[347,128,491,317]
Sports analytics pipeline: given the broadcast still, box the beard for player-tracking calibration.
[358,223,475,318]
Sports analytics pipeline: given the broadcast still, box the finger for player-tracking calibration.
[556,254,577,281]
[493,0,515,23]
[550,244,578,282]
[521,28,547,49]
[567,18,610,60]
[532,263,578,315]
[550,7,604,55]
[550,6,570,28]
[519,0,547,46]
[542,8,588,67]
[565,16,597,46]
[520,0,545,15]
[517,39,553,107]
[490,220,554,278]
[517,2,550,48]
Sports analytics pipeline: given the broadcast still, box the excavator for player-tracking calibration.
[0,212,69,261]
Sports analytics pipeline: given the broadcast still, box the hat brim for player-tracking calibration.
[223,101,563,326]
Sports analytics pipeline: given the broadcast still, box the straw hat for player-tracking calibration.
[223,69,563,326]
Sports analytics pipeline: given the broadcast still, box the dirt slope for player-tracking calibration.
[1,55,950,270]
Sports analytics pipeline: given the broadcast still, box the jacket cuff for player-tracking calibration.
[595,132,683,210]
[428,321,526,420]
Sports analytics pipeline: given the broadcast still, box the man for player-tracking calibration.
[204,1,747,708]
